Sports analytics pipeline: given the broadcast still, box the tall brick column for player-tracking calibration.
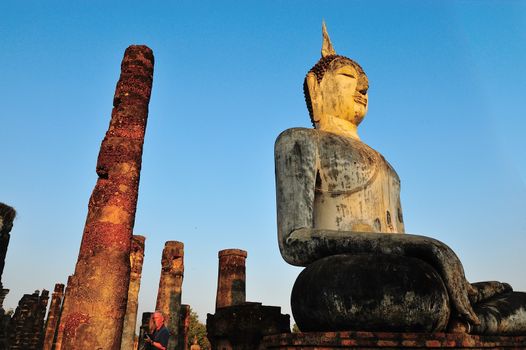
[215,249,247,309]
[156,241,184,349]
[42,283,65,350]
[120,235,146,350]
[56,45,154,350]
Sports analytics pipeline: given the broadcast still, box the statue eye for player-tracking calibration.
[340,73,356,79]
[359,88,368,95]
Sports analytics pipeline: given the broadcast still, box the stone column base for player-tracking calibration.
[261,331,526,349]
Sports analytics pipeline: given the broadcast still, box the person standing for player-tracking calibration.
[145,311,169,350]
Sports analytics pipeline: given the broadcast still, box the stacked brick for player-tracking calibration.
[56,45,154,350]
[215,249,247,309]
[7,290,49,349]
[155,241,184,349]
[137,312,153,350]
[0,203,16,349]
[261,331,526,349]
[120,235,146,350]
[42,283,65,350]
[178,304,190,350]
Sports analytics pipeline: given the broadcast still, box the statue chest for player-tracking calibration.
[314,133,404,233]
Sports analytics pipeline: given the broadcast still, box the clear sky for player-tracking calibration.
[1,1,525,327]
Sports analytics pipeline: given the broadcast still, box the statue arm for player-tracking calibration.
[274,128,318,266]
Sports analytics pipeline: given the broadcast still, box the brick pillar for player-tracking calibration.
[138,312,153,350]
[56,45,154,350]
[215,249,247,309]
[0,203,16,349]
[8,289,49,350]
[120,235,146,350]
[42,283,65,350]
[178,304,190,350]
[0,203,16,305]
[156,241,184,349]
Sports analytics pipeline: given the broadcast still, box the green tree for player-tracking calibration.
[187,308,211,350]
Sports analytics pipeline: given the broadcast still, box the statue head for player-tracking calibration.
[304,22,369,139]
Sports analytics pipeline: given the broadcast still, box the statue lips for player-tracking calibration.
[354,94,367,106]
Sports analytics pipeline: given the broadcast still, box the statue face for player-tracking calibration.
[317,62,368,126]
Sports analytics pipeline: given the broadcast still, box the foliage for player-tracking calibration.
[187,308,211,350]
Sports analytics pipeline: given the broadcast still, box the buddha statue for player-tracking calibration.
[274,23,526,335]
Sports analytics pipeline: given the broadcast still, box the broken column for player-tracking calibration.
[42,283,65,350]
[8,289,49,350]
[0,203,16,308]
[207,249,290,349]
[156,241,184,349]
[121,235,146,350]
[56,45,154,350]
[215,249,247,309]
[138,312,153,350]
[0,203,16,349]
[178,304,190,350]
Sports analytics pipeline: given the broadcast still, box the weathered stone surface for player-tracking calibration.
[156,241,184,349]
[138,312,153,350]
[8,290,49,350]
[121,235,146,350]
[215,249,247,309]
[42,283,65,350]
[56,45,154,350]
[274,22,526,334]
[206,303,290,350]
[0,203,16,349]
[178,304,190,350]
[0,203,16,291]
[292,254,449,332]
[472,292,526,335]
[262,331,526,349]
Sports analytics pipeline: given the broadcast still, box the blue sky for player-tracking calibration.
[1,1,525,326]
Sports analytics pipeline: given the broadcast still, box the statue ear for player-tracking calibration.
[306,72,321,122]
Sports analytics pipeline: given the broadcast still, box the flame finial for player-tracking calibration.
[321,21,336,57]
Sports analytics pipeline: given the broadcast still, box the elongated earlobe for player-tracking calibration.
[306,72,321,123]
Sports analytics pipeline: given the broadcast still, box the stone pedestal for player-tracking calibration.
[121,235,146,350]
[156,241,184,349]
[207,303,290,350]
[215,249,247,309]
[261,331,526,349]
[42,283,65,350]
[56,45,154,350]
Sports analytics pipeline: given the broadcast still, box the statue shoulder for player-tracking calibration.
[274,128,319,163]
[276,127,318,144]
